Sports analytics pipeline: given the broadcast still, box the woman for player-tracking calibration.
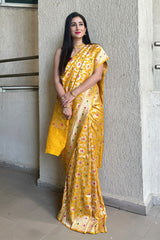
[45,12,109,234]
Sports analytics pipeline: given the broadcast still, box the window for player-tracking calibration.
[5,0,37,3]
[0,0,38,8]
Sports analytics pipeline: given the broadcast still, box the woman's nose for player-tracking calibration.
[76,24,80,30]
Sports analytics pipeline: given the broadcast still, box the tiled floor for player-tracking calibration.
[0,165,160,240]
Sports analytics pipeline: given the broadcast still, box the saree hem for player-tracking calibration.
[57,216,107,234]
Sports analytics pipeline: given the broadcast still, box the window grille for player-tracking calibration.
[0,0,38,8]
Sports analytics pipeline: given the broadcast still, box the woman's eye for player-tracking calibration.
[71,23,84,27]
[71,23,76,27]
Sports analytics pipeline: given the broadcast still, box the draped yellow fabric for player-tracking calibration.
[45,44,109,234]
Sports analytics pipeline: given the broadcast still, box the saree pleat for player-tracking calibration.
[45,44,109,234]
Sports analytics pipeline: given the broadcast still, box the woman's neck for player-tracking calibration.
[73,39,83,47]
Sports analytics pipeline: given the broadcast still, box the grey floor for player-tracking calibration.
[0,166,160,240]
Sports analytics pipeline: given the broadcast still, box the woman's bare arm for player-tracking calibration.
[54,48,72,119]
[72,64,104,96]
[53,48,66,98]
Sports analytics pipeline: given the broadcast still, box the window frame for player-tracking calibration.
[0,0,38,8]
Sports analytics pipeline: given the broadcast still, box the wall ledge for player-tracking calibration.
[0,160,38,175]
[103,194,152,216]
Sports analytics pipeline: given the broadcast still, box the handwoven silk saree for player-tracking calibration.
[45,44,109,234]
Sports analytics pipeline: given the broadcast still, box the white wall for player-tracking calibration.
[138,0,153,202]
[151,0,160,196]
[38,0,145,208]
[142,0,160,199]
[137,0,160,203]
[153,0,160,90]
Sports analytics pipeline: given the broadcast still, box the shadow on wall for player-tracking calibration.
[42,54,66,187]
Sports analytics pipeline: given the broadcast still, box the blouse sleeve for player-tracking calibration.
[94,45,109,71]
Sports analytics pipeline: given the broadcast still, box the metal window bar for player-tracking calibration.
[0,0,38,8]
[0,86,38,92]
[0,55,38,63]
[0,72,39,78]
[0,55,39,90]
[0,55,39,78]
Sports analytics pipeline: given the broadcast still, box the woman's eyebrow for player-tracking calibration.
[71,21,83,24]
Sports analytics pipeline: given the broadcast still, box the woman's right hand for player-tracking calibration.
[60,92,75,107]
[62,106,72,120]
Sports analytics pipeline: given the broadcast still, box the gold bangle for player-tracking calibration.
[70,91,76,97]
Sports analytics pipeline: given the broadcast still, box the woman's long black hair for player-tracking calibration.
[59,12,91,76]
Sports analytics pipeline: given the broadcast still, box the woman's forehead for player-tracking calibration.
[71,16,83,23]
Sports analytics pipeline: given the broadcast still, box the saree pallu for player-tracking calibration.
[45,44,109,234]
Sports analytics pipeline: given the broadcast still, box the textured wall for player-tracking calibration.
[38,0,144,204]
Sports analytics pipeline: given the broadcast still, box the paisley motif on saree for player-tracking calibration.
[45,44,109,234]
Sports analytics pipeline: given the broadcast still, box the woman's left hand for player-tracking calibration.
[61,92,75,107]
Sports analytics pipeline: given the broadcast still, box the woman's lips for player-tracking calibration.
[75,32,81,34]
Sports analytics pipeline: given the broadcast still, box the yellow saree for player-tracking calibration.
[45,44,109,234]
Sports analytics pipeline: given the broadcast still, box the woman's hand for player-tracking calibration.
[61,92,75,107]
[62,106,72,120]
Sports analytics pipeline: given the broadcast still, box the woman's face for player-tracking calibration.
[70,16,86,39]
